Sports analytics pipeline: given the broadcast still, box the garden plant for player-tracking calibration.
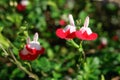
[0,0,120,80]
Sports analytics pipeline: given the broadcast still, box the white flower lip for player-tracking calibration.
[84,16,89,28]
[80,27,92,35]
[80,16,93,35]
[63,14,76,33]
[21,0,29,6]
[101,37,107,45]
[26,33,42,50]
[69,14,75,26]
[63,25,76,33]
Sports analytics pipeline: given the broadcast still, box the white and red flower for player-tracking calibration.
[76,16,98,40]
[98,37,107,50]
[17,0,29,12]
[56,14,76,39]
[19,33,44,61]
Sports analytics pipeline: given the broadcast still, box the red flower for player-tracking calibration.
[97,37,107,50]
[17,4,26,12]
[112,35,119,41]
[56,14,76,39]
[19,33,44,61]
[16,0,29,12]
[76,16,98,40]
[59,19,66,26]
[97,44,106,50]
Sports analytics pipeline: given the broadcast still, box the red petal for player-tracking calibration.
[26,44,37,55]
[17,4,26,12]
[76,31,98,40]
[56,28,76,39]
[56,28,66,39]
[97,44,106,50]
[89,33,98,40]
[19,50,39,61]
[37,47,45,54]
[66,31,76,39]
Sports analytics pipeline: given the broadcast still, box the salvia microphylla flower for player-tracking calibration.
[76,16,98,40]
[112,35,119,41]
[59,19,67,26]
[56,14,76,39]
[19,33,44,61]
[17,0,29,12]
[17,4,26,12]
[98,37,107,50]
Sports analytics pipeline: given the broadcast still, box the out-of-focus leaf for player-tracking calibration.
[52,71,61,79]
[78,11,88,24]
[0,33,10,48]
[10,68,25,79]
[101,75,105,80]
[47,48,54,59]
[32,57,51,72]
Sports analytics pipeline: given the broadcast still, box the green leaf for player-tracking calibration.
[0,33,10,48]
[52,71,61,79]
[32,57,51,72]
[47,48,54,59]
[78,11,88,24]
[10,68,25,79]
[39,57,51,72]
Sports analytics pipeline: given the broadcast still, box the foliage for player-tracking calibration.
[0,0,120,80]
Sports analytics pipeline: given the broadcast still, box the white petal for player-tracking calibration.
[21,0,29,6]
[84,16,89,28]
[63,25,76,33]
[70,26,76,33]
[101,37,107,45]
[80,27,92,35]
[86,28,92,35]
[63,25,71,32]
[29,42,41,50]
[80,27,86,33]
[33,33,38,42]
[69,14,75,26]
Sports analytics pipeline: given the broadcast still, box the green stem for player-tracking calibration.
[0,44,9,56]
[0,44,39,80]
[68,39,79,48]
[68,40,85,61]
[79,41,85,59]
[8,48,39,80]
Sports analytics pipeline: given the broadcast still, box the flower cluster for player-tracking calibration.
[19,33,44,61]
[17,0,29,12]
[56,14,98,40]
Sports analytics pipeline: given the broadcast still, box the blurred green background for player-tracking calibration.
[0,0,120,80]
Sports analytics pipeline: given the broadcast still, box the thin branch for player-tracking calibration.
[0,44,9,56]
[8,48,39,80]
